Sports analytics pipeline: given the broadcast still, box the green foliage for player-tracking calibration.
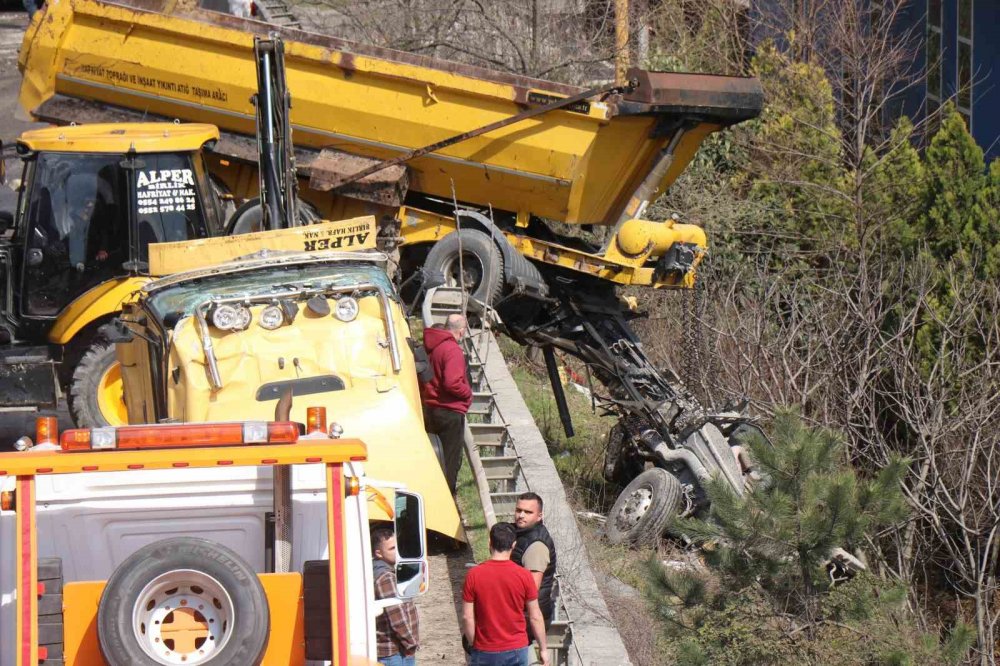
[862,117,926,248]
[675,412,908,604]
[746,43,848,255]
[919,103,1000,277]
[644,412,965,664]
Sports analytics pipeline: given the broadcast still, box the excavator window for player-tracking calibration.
[21,153,126,317]
[134,152,215,263]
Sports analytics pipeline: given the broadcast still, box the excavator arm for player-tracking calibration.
[252,36,298,231]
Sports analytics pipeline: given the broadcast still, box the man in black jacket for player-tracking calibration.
[511,492,556,632]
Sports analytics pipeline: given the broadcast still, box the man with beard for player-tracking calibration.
[511,492,556,636]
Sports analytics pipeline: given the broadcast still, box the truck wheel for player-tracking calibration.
[424,229,503,309]
[605,468,682,547]
[69,340,128,427]
[38,557,64,664]
[227,197,321,234]
[97,537,269,666]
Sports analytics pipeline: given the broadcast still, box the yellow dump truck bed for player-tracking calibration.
[19,0,762,225]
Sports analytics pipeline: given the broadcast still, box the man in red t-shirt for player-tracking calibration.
[462,523,549,666]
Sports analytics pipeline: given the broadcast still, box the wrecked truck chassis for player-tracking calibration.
[493,273,758,545]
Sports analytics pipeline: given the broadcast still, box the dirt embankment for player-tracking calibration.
[416,546,474,664]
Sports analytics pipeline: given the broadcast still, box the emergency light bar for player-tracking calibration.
[59,421,300,451]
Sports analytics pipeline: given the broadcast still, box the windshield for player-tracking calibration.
[145,261,397,323]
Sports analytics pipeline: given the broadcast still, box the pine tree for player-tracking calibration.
[920,103,1000,277]
[646,412,971,665]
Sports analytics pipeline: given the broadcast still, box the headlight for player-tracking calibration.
[211,304,240,330]
[233,306,252,331]
[258,305,284,330]
[334,296,359,322]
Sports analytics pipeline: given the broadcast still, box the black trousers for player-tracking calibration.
[424,406,465,493]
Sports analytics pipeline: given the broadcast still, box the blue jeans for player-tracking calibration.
[470,646,529,666]
[379,655,416,666]
[23,0,38,18]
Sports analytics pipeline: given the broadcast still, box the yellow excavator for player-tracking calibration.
[0,122,226,426]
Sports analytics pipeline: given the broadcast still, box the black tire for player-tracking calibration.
[226,197,321,234]
[38,557,63,664]
[97,537,269,666]
[605,468,683,547]
[68,339,122,428]
[424,229,503,309]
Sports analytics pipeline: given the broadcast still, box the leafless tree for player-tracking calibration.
[298,0,620,84]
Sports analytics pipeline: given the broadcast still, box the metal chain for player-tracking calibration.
[682,256,714,409]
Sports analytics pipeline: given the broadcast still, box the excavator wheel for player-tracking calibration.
[69,340,128,428]
[604,468,682,547]
[424,229,503,310]
[226,197,321,234]
[97,538,269,666]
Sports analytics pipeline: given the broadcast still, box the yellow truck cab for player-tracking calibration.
[113,220,462,540]
[0,123,226,427]
[0,416,428,665]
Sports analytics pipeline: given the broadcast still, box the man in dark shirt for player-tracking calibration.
[462,522,549,666]
[372,527,420,665]
[512,492,557,642]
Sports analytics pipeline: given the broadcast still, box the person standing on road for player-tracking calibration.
[421,314,472,493]
[372,527,420,666]
[512,492,557,633]
[462,523,549,666]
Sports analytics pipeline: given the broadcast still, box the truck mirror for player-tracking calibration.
[0,210,12,234]
[393,490,425,560]
[394,560,428,600]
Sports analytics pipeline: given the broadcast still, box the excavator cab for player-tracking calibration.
[0,123,224,425]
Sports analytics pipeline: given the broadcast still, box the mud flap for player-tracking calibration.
[0,347,59,407]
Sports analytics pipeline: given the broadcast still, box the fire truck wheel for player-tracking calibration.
[604,468,682,547]
[69,340,128,428]
[424,229,503,310]
[97,537,269,666]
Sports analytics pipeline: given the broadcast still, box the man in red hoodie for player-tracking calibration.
[422,314,472,493]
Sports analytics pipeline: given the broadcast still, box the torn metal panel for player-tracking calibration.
[306,148,409,207]
[620,68,764,125]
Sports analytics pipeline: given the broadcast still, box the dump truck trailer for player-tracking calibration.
[17,0,762,295]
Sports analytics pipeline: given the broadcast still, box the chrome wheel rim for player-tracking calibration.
[131,569,234,665]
